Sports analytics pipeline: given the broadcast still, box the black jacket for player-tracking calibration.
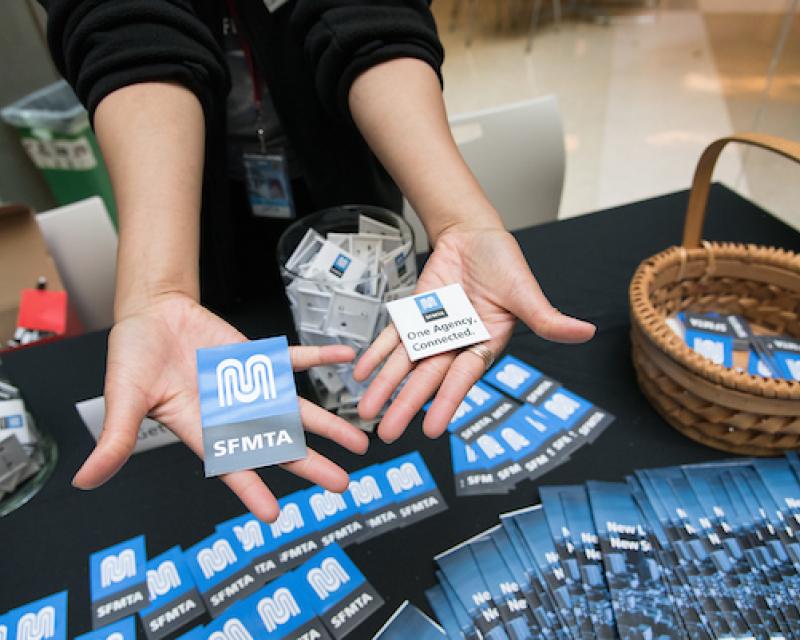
[41,0,443,306]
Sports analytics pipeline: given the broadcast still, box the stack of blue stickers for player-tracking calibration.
[674,311,800,380]
[424,452,800,640]
[430,354,615,496]
[176,544,384,640]
[0,451,443,639]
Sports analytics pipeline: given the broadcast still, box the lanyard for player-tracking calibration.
[225,0,267,152]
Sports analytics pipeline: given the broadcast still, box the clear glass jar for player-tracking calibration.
[277,206,416,429]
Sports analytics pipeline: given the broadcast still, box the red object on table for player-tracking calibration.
[16,288,82,338]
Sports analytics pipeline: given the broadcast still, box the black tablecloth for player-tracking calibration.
[3,185,799,638]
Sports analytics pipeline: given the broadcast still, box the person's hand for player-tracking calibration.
[72,293,369,522]
[353,224,595,443]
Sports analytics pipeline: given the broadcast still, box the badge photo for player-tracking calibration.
[89,535,148,628]
[196,336,306,477]
[138,546,206,640]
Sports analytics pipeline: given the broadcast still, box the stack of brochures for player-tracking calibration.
[425,453,800,640]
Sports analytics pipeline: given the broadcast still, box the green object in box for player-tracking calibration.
[1,80,118,228]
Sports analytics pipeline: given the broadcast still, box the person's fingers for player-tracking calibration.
[422,348,490,439]
[72,380,149,489]
[300,398,369,454]
[377,352,456,443]
[221,470,281,522]
[290,344,356,371]
[504,272,595,343]
[357,343,415,420]
[281,448,350,493]
[352,324,400,382]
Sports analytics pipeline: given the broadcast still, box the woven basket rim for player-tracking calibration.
[630,240,800,400]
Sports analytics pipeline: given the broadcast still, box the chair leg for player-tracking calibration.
[526,0,543,52]
[466,0,478,47]
[450,0,462,32]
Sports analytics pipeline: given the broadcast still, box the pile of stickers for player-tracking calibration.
[430,354,615,496]
[0,374,42,500]
[0,452,446,640]
[669,311,800,380]
[419,453,800,640]
[283,214,417,427]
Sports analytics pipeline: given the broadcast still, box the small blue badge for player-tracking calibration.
[414,292,447,322]
[347,465,401,539]
[139,546,206,639]
[89,535,148,628]
[5,591,68,640]
[264,491,322,572]
[380,452,448,527]
[484,355,545,400]
[239,572,325,639]
[329,254,352,278]
[196,336,306,477]
[304,486,366,548]
[74,616,136,640]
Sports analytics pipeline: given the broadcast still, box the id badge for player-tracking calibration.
[242,151,295,220]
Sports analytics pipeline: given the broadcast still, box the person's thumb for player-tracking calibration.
[505,274,596,344]
[72,377,148,489]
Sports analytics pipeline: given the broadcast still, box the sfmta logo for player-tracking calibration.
[477,434,505,459]
[106,633,124,640]
[15,607,55,640]
[415,292,447,322]
[208,619,252,640]
[270,503,304,538]
[307,558,350,600]
[257,588,300,632]
[309,491,346,521]
[234,520,265,552]
[500,427,530,452]
[386,462,423,494]
[349,476,382,507]
[496,363,529,390]
[216,354,276,408]
[197,540,237,579]
[100,549,136,589]
[147,560,181,600]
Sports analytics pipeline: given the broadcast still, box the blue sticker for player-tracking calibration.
[216,514,281,584]
[441,381,511,440]
[330,254,352,278]
[347,465,401,537]
[449,435,504,496]
[74,616,136,640]
[6,591,68,640]
[201,599,261,640]
[264,491,323,571]
[89,535,147,601]
[685,328,733,368]
[414,292,448,322]
[748,350,773,377]
[196,337,306,477]
[139,546,206,639]
[239,572,328,640]
[533,387,592,430]
[770,337,800,381]
[484,355,545,400]
[184,531,261,617]
[380,452,447,526]
[303,485,366,548]
[297,544,384,638]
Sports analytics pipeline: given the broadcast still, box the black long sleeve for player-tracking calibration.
[290,0,444,121]
[40,0,229,121]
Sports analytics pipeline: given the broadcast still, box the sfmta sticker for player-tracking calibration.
[89,536,148,628]
[197,336,307,477]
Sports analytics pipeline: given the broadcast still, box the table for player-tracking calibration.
[2,185,799,639]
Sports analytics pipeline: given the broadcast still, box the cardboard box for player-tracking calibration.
[0,202,72,349]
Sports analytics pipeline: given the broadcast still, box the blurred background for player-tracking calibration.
[1,0,798,228]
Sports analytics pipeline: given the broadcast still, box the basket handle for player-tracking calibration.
[683,132,800,248]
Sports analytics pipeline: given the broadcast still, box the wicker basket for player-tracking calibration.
[629,133,800,456]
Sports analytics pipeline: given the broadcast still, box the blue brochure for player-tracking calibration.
[5,592,68,640]
[303,485,366,548]
[75,617,136,640]
[216,514,281,586]
[197,336,306,477]
[425,585,464,640]
[373,602,446,640]
[138,545,206,639]
[435,539,509,640]
[239,572,332,640]
[347,464,401,539]
[184,530,261,617]
[380,452,447,527]
[296,543,385,639]
[88,535,148,628]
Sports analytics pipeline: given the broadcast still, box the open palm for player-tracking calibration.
[73,293,368,522]
[354,226,595,443]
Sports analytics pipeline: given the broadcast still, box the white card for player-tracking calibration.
[359,214,401,237]
[306,240,368,289]
[386,283,490,361]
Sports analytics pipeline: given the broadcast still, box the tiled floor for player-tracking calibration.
[431,0,800,231]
